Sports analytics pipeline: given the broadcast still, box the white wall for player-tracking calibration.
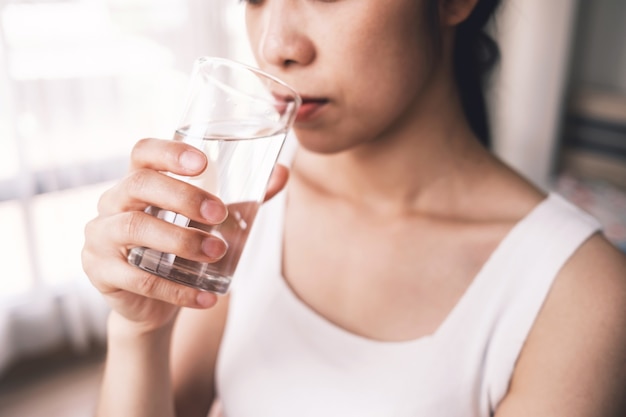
[490,0,580,189]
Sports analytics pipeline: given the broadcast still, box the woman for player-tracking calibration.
[81,0,626,416]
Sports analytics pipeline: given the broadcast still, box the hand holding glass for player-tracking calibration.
[128,57,300,294]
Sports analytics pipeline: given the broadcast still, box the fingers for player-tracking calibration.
[98,168,228,224]
[130,138,207,176]
[82,243,217,310]
[264,164,289,202]
[98,138,227,224]
[81,137,229,322]
[87,211,227,263]
[82,215,221,310]
[83,136,284,315]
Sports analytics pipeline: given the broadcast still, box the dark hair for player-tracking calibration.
[429,0,502,149]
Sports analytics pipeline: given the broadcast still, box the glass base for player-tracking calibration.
[127,247,231,294]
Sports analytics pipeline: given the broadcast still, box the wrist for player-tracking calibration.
[99,311,177,417]
[107,310,176,344]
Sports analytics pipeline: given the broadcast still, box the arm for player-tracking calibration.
[495,234,626,416]
[172,296,231,417]
[97,297,230,417]
[83,138,289,417]
[98,312,177,417]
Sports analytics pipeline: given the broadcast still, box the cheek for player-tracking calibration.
[345,52,431,122]
[354,18,436,115]
[335,16,433,106]
[320,58,430,152]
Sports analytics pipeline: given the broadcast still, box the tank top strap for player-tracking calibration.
[468,193,602,413]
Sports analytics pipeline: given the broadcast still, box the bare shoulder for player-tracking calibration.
[496,234,626,416]
[171,295,231,417]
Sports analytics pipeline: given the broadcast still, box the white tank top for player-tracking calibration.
[216,163,601,417]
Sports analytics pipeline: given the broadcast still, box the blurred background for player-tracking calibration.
[0,0,624,416]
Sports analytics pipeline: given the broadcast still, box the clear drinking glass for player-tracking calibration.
[127,57,301,294]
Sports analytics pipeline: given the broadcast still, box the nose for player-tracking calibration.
[253,1,315,70]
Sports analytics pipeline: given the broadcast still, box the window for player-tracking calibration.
[0,0,249,370]
[0,0,250,296]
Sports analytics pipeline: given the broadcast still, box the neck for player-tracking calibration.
[292,80,494,217]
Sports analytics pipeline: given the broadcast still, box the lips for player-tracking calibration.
[271,93,297,117]
[271,91,328,123]
[296,97,329,122]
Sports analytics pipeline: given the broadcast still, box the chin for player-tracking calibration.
[293,131,350,155]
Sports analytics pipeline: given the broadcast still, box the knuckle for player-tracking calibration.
[95,183,118,214]
[82,218,106,259]
[168,226,202,258]
[131,138,153,159]
[120,211,147,243]
[125,169,152,198]
[80,247,109,292]
[169,284,193,306]
[96,192,108,215]
[134,271,159,296]
[83,217,97,239]
[80,246,94,278]
[133,272,195,307]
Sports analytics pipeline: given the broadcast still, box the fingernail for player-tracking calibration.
[202,237,227,259]
[201,199,228,223]
[196,291,216,308]
[179,150,205,172]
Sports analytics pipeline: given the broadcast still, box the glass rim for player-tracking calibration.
[193,56,302,108]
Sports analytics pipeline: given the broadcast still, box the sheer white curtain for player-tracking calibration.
[0,0,249,376]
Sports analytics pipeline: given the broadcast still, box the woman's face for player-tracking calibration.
[245,0,443,154]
